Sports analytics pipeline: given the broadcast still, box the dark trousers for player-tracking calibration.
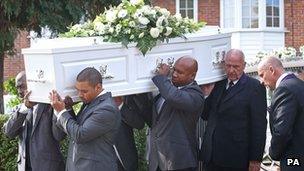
[157,166,197,171]
[203,162,247,171]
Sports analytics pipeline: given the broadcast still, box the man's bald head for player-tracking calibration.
[172,56,198,87]
[176,56,198,73]
[16,71,26,83]
[224,49,246,81]
[225,49,245,64]
[15,71,27,98]
[257,56,285,90]
[257,56,284,71]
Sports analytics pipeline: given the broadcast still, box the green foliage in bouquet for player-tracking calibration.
[61,0,205,55]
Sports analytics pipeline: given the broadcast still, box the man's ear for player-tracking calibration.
[191,72,197,80]
[268,66,273,74]
[95,83,103,91]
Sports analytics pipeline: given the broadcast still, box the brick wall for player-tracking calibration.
[151,0,220,25]
[284,0,304,50]
[198,0,220,25]
[3,31,29,81]
[151,0,176,14]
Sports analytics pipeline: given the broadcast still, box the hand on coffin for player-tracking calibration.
[49,90,66,113]
[23,91,37,108]
[156,63,171,76]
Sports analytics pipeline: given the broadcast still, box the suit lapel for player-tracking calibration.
[152,94,161,123]
[31,104,46,136]
[78,92,109,123]
[215,80,227,105]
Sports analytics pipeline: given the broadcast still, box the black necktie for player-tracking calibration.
[227,81,234,90]
[223,81,234,97]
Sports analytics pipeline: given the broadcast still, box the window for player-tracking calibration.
[178,0,195,19]
[223,0,235,28]
[266,0,280,27]
[242,0,259,28]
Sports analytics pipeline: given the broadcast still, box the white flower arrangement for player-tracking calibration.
[61,0,205,55]
[300,45,304,56]
[247,46,303,67]
[270,47,297,60]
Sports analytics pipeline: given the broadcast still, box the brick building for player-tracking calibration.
[4,31,29,80]
[4,0,304,80]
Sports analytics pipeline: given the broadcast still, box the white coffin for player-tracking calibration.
[22,32,231,103]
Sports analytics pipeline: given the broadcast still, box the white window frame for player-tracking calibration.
[221,0,237,28]
[220,0,284,31]
[265,0,281,28]
[242,0,259,28]
[175,0,198,22]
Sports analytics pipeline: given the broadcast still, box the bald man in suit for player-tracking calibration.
[258,56,304,171]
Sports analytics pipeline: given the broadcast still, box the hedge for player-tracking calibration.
[0,114,148,171]
[0,114,18,171]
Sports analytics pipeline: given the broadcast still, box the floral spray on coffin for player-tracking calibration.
[61,0,205,55]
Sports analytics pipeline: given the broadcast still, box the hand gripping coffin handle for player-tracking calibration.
[212,50,226,66]
[99,65,114,80]
[152,57,175,74]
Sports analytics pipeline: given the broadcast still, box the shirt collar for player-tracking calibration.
[178,81,194,89]
[227,79,238,89]
[97,89,106,97]
[276,73,289,88]
[118,103,124,110]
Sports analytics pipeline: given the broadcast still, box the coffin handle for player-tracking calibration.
[99,65,114,80]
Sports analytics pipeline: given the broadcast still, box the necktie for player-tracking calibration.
[223,81,234,97]
[227,81,234,90]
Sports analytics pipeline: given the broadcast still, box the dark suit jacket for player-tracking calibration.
[57,92,121,171]
[114,94,151,171]
[148,75,205,171]
[268,74,304,171]
[201,73,267,168]
[3,103,65,171]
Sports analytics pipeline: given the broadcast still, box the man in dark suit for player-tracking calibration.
[147,56,205,171]
[201,49,267,171]
[3,71,65,171]
[113,93,152,171]
[49,67,121,171]
[258,56,304,171]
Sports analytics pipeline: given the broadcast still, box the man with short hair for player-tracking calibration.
[49,67,121,171]
[3,71,65,171]
[258,56,304,171]
[201,49,267,171]
[147,56,205,171]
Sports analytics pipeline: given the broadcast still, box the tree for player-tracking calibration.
[0,0,121,113]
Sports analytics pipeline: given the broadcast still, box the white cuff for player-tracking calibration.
[54,109,67,121]
[19,104,30,114]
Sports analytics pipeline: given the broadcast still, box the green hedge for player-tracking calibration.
[0,114,148,171]
[0,114,18,171]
